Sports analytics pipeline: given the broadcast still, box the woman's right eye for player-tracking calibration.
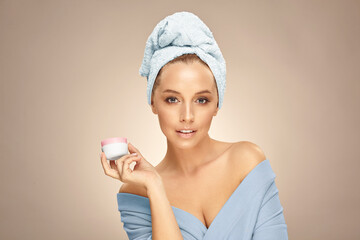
[165,97,178,103]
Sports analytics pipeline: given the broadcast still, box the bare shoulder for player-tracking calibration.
[118,183,148,198]
[230,141,267,169]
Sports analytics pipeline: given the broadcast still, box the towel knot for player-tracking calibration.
[157,14,214,48]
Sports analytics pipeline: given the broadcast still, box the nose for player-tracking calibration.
[180,101,194,123]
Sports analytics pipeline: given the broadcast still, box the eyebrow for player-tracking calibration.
[162,89,212,95]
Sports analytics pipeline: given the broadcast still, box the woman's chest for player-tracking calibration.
[161,156,248,229]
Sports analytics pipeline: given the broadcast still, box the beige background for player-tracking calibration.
[1,0,359,239]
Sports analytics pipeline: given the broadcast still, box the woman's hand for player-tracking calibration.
[100,142,161,190]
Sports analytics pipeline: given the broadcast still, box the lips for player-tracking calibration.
[176,130,197,138]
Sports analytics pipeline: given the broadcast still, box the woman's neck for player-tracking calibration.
[160,135,217,177]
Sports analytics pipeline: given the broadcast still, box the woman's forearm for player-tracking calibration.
[146,177,184,240]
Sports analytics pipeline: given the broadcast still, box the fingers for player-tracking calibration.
[101,152,140,182]
[128,142,144,159]
[117,154,141,182]
[120,156,140,180]
[100,152,120,180]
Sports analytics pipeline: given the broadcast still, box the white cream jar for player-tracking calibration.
[101,137,128,160]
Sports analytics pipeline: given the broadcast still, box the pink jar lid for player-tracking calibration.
[101,137,127,147]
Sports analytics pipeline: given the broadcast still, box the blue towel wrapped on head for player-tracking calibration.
[139,11,227,109]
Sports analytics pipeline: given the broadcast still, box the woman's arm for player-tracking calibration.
[146,176,184,240]
[252,181,288,240]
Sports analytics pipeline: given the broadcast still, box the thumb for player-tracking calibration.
[128,142,141,156]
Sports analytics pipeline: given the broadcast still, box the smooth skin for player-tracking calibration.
[100,61,266,239]
[101,61,221,189]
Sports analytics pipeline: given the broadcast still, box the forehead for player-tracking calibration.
[159,62,215,91]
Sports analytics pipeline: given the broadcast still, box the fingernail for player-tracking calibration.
[132,153,137,155]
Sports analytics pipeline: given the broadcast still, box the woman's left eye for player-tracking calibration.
[197,98,209,104]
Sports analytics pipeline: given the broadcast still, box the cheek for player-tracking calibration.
[199,110,216,127]
[156,108,177,131]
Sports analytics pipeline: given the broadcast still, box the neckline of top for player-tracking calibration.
[118,159,271,231]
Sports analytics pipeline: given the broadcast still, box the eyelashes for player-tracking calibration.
[165,97,210,104]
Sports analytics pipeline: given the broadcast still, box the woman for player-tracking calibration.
[101,11,288,240]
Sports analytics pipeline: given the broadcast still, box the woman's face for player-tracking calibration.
[151,61,219,148]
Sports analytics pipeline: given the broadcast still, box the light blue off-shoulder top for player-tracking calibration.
[117,159,288,240]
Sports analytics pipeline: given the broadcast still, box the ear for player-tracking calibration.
[151,101,158,115]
